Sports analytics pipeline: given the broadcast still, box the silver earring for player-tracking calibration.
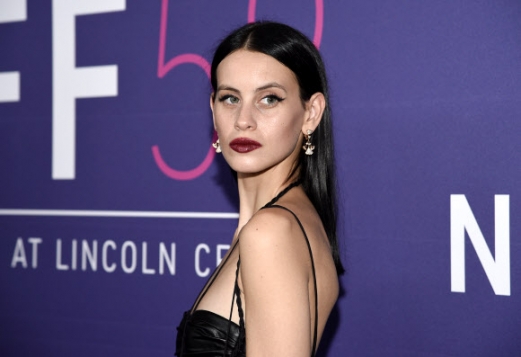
[303,130,315,156]
[212,139,221,153]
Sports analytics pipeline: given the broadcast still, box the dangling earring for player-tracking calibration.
[303,130,315,156]
[212,139,221,153]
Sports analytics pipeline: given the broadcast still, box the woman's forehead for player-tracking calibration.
[216,50,298,90]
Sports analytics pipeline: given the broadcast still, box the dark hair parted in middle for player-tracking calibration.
[211,21,344,275]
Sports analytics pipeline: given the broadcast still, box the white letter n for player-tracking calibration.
[52,0,125,179]
[450,195,510,296]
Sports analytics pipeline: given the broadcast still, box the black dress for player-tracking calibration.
[175,182,318,356]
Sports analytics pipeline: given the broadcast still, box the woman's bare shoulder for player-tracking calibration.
[239,207,308,256]
[237,207,314,355]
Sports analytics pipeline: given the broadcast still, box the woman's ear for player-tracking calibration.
[302,92,326,133]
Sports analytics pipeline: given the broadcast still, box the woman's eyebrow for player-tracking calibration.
[216,85,240,93]
[256,82,287,93]
[216,83,287,93]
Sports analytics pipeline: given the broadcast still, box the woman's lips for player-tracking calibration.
[229,138,262,153]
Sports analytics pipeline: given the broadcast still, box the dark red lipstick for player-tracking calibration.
[229,138,262,153]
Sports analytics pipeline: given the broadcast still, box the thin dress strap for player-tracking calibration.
[234,202,319,356]
[189,237,240,313]
[191,180,301,313]
[186,181,306,356]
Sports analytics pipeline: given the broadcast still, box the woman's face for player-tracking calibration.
[211,49,309,177]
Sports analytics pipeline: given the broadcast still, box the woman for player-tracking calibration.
[176,21,344,357]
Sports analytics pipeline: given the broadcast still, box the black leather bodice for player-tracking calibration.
[175,310,245,356]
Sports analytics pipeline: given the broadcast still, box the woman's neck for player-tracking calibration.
[235,171,297,229]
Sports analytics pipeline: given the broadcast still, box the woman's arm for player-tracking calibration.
[239,208,314,357]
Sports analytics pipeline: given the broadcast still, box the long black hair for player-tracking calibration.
[211,21,344,275]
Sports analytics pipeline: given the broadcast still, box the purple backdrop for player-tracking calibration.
[1,1,520,356]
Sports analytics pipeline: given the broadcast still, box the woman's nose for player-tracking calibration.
[234,103,256,130]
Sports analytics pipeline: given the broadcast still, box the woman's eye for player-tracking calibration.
[218,95,239,105]
[260,95,284,106]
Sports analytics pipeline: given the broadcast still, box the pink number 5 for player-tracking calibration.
[152,0,216,181]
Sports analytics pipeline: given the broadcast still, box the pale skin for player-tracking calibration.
[195,49,339,356]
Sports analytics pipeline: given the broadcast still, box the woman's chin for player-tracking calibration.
[223,157,263,174]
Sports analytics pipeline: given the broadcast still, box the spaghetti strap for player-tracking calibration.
[191,180,302,314]
[189,238,240,313]
[176,181,308,356]
[176,239,243,356]
[234,203,319,356]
